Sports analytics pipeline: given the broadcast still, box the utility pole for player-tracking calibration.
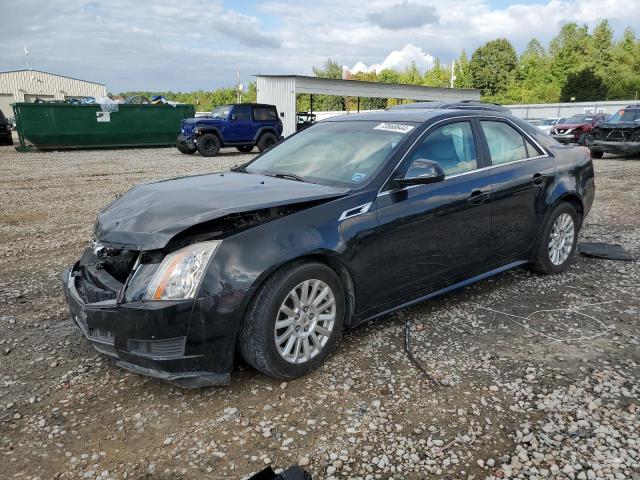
[236,70,241,103]
[450,60,456,89]
[24,46,30,70]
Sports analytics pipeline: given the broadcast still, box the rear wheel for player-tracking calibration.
[529,202,579,275]
[196,133,221,157]
[257,132,278,152]
[236,145,254,153]
[239,261,345,379]
[590,150,604,159]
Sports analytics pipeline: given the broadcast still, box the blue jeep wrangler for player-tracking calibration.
[177,103,283,157]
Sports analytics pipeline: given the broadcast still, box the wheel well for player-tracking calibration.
[199,129,222,142]
[245,254,357,329]
[558,194,584,227]
[256,128,277,141]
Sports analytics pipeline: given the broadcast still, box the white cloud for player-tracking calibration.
[348,44,435,74]
[0,0,638,91]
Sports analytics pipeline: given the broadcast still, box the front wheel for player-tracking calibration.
[196,133,221,157]
[176,143,196,154]
[238,261,345,379]
[529,203,579,274]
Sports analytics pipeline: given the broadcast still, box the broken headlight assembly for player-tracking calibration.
[143,241,221,301]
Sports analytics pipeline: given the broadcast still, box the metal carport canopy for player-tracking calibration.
[255,75,481,137]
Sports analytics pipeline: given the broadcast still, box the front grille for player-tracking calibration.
[593,128,638,142]
[75,245,138,304]
[127,337,186,359]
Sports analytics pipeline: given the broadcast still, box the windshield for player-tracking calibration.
[211,105,232,119]
[606,109,640,123]
[563,114,592,124]
[246,120,416,187]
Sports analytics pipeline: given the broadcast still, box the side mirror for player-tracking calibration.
[395,159,445,186]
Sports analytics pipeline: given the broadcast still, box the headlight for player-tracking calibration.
[144,241,221,300]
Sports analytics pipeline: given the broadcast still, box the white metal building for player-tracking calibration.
[256,75,480,137]
[0,70,107,117]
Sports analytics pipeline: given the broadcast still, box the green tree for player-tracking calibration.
[453,50,472,89]
[423,58,450,88]
[469,39,518,96]
[560,68,608,102]
[311,58,346,111]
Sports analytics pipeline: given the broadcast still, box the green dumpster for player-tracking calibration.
[12,102,195,150]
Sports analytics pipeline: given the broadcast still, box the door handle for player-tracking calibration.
[532,173,549,186]
[466,189,490,205]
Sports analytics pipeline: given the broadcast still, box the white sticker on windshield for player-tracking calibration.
[374,122,415,134]
[352,172,367,182]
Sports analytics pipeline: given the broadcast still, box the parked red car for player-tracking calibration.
[550,113,608,145]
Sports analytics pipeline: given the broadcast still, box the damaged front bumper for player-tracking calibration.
[588,139,640,155]
[551,133,578,144]
[61,265,239,388]
[176,134,196,150]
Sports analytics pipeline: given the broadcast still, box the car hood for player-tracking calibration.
[553,123,587,130]
[596,121,640,130]
[182,117,225,126]
[95,172,348,250]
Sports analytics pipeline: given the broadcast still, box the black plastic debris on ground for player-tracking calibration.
[578,242,635,261]
[249,465,312,480]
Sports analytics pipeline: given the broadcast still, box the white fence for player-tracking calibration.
[505,100,637,121]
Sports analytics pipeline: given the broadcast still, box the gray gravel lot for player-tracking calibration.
[0,145,638,480]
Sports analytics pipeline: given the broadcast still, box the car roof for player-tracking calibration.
[388,100,511,113]
[322,108,513,124]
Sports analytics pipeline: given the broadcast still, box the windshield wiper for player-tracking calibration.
[230,164,248,173]
[270,172,307,183]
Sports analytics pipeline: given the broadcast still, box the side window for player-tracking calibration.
[406,121,477,177]
[254,107,277,122]
[233,106,251,121]
[480,121,540,165]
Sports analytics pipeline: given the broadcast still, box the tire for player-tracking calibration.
[236,145,254,153]
[196,133,221,157]
[238,261,345,380]
[176,143,196,155]
[257,132,278,152]
[529,202,579,275]
[590,150,604,159]
[577,133,587,145]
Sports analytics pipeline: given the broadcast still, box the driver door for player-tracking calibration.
[372,119,493,309]
[226,105,254,142]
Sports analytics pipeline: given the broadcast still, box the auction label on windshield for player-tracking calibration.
[374,122,415,134]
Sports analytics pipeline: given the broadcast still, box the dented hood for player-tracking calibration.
[96,172,348,250]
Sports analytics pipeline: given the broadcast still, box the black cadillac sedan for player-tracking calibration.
[62,108,595,387]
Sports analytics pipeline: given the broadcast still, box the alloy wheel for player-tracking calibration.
[548,213,575,265]
[274,279,336,364]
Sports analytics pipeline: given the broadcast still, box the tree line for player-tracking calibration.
[116,20,640,112]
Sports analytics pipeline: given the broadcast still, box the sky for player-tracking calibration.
[1,0,638,93]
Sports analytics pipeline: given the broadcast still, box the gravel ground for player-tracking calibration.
[0,145,638,480]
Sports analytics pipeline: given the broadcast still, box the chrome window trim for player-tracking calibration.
[377,114,551,198]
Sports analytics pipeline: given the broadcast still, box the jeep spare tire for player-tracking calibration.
[257,132,278,152]
[197,133,221,157]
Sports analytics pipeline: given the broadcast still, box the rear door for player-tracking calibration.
[373,119,493,308]
[478,119,555,263]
